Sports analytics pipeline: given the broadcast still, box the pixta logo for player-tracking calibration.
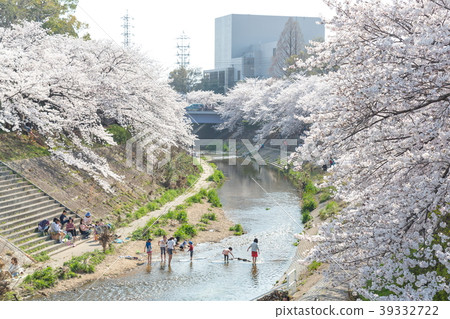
[193,139,297,166]
[125,131,171,174]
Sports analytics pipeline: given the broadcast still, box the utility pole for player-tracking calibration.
[121,10,134,48]
[176,31,190,68]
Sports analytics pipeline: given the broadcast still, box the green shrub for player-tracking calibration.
[63,250,110,274]
[319,201,340,220]
[186,192,204,204]
[23,267,58,290]
[209,162,218,169]
[304,180,319,194]
[186,174,198,187]
[318,186,335,203]
[174,224,197,239]
[131,227,146,240]
[146,202,160,211]
[207,189,222,207]
[207,169,225,185]
[307,260,322,272]
[133,207,147,219]
[175,210,188,223]
[229,224,243,236]
[106,124,132,145]
[202,212,217,221]
[159,189,180,204]
[68,261,95,274]
[56,268,78,280]
[153,228,167,237]
[302,193,318,213]
[302,211,312,224]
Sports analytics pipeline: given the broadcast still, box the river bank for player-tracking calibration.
[6,158,237,300]
[33,199,235,298]
[269,165,350,301]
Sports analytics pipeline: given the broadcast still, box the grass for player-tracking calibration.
[63,247,114,274]
[201,212,217,221]
[307,260,322,272]
[186,188,207,204]
[207,189,222,207]
[229,224,244,236]
[318,201,341,220]
[174,223,197,239]
[318,186,336,203]
[23,267,58,290]
[207,168,225,185]
[33,251,50,262]
[106,124,132,145]
[0,132,50,161]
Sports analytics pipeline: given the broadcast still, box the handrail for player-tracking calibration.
[250,282,289,301]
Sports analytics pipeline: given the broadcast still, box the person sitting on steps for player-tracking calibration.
[49,218,65,243]
[37,219,50,235]
[79,220,91,239]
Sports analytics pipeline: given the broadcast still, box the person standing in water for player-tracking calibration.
[188,241,194,261]
[222,247,234,262]
[159,235,167,262]
[144,238,152,265]
[247,238,260,264]
[167,237,176,266]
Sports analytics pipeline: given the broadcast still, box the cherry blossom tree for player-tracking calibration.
[218,0,449,300]
[186,90,223,110]
[217,76,321,140]
[0,22,194,191]
[293,0,449,300]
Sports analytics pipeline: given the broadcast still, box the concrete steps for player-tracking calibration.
[0,161,81,258]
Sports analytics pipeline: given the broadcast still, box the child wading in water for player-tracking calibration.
[188,241,194,261]
[144,238,152,265]
[247,238,260,264]
[222,247,234,262]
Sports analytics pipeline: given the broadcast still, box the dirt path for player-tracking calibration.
[44,159,214,268]
[19,159,239,297]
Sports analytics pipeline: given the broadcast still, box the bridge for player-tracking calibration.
[185,110,224,124]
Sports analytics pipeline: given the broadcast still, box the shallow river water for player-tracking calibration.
[43,160,302,301]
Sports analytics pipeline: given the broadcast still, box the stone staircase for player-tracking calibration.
[0,161,81,258]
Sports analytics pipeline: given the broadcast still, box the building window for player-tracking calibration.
[237,71,241,81]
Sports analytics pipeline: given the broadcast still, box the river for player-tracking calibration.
[42,160,302,301]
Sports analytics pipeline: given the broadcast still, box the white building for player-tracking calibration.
[204,14,325,92]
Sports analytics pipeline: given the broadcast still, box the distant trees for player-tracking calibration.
[0,0,88,38]
[168,66,202,94]
[270,17,305,78]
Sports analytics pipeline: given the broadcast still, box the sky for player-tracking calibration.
[76,0,335,73]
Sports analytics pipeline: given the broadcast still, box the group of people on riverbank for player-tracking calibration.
[37,211,109,244]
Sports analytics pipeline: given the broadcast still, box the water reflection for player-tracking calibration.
[43,160,302,301]
[251,265,259,286]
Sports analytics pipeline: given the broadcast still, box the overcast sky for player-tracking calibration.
[76,0,334,73]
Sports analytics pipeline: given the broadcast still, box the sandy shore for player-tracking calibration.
[34,200,236,297]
